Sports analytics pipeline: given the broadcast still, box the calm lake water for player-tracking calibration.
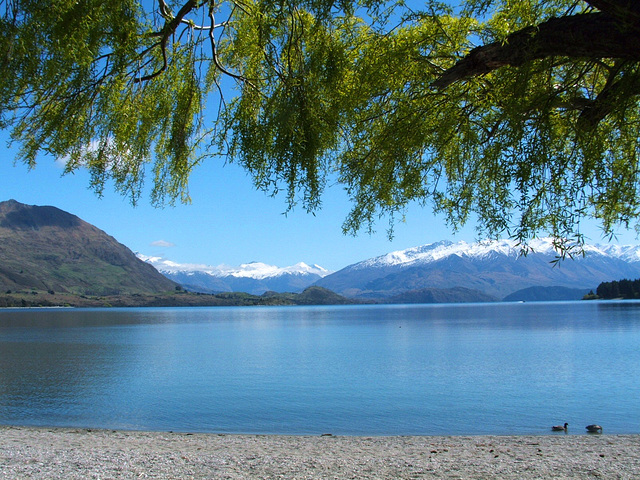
[0,302,639,436]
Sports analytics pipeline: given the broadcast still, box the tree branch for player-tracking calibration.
[207,3,254,87]
[577,65,640,130]
[432,13,640,90]
[135,0,199,83]
[583,0,640,26]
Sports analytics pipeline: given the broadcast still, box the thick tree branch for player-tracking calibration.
[577,66,640,130]
[432,13,640,89]
[584,0,640,26]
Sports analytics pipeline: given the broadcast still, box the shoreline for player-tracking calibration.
[1,426,639,479]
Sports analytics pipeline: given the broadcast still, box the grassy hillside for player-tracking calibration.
[0,200,178,296]
[0,287,358,308]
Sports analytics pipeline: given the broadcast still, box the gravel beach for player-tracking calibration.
[1,426,639,479]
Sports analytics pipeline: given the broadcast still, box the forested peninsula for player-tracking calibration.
[0,286,357,308]
[593,279,640,300]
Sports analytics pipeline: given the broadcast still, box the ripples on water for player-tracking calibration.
[0,301,639,435]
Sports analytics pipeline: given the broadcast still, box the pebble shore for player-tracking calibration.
[1,426,639,479]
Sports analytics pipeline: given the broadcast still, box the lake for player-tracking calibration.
[0,301,639,436]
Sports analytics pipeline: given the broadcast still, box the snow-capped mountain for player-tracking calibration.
[138,237,640,301]
[315,238,640,301]
[137,254,331,295]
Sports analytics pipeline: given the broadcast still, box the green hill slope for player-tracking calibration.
[0,200,178,295]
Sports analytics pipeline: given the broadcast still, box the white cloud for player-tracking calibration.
[55,138,112,169]
[151,240,175,248]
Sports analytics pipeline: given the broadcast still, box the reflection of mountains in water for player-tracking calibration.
[3,303,639,435]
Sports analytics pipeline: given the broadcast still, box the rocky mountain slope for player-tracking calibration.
[0,200,178,295]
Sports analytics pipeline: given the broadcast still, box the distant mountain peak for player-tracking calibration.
[0,199,82,230]
[137,254,332,295]
[316,237,640,302]
[138,255,331,279]
[137,255,334,280]
[359,237,604,269]
[363,240,454,267]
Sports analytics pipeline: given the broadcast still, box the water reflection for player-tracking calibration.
[0,301,639,435]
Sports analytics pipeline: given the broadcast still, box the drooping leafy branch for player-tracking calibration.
[1,0,640,253]
[332,0,640,252]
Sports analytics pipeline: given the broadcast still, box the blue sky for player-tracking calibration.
[2,2,638,273]
[0,132,477,271]
[2,133,639,272]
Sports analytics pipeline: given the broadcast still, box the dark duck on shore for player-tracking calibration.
[552,423,568,431]
[586,425,603,433]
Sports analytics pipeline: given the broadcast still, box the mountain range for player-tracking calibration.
[4,198,640,304]
[139,255,331,295]
[148,238,640,302]
[0,200,350,307]
[314,239,640,301]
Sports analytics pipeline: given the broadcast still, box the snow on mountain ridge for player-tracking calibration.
[355,237,639,269]
[138,237,640,284]
[136,254,332,279]
[592,244,640,262]
[357,239,518,268]
[224,261,330,279]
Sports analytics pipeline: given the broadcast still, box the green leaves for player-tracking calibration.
[1,0,640,251]
[225,0,356,211]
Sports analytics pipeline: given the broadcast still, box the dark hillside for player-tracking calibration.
[0,200,177,295]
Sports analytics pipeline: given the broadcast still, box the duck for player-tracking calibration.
[552,423,568,431]
[586,424,603,433]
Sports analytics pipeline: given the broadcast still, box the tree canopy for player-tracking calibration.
[1,0,639,252]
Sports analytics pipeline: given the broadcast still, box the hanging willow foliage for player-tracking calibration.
[1,0,639,253]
